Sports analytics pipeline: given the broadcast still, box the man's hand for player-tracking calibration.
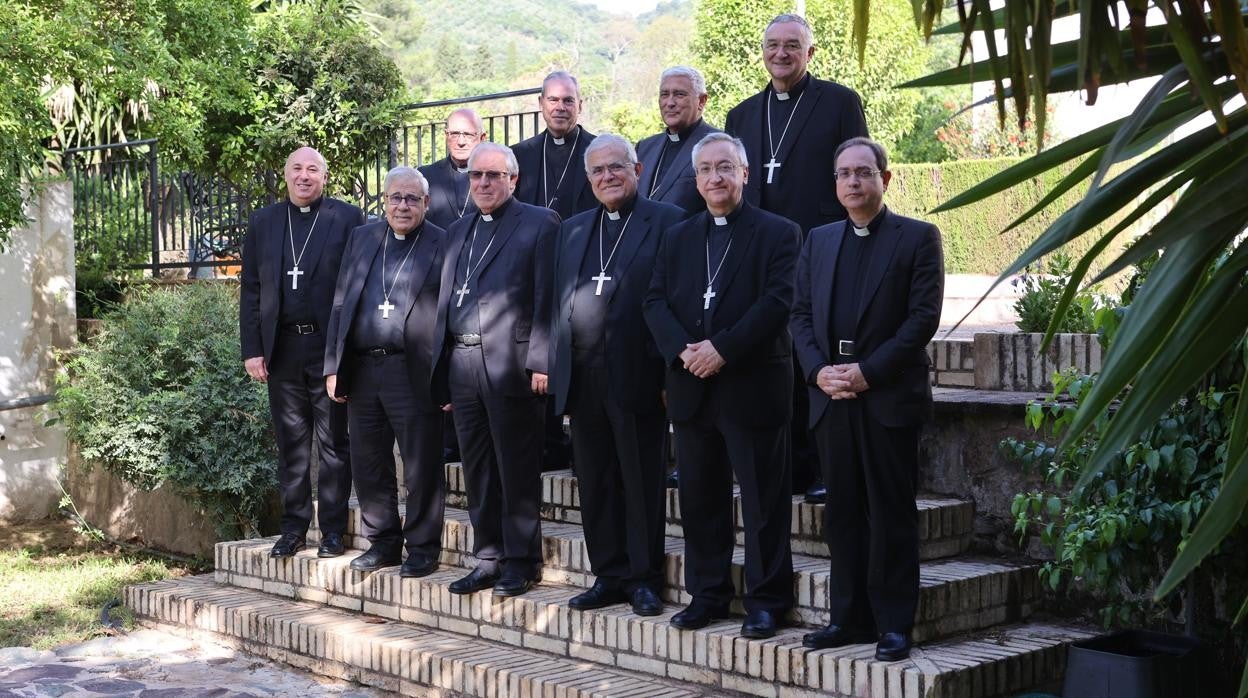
[828,363,870,396]
[816,365,857,400]
[441,403,454,413]
[325,375,346,403]
[244,356,268,383]
[531,372,549,395]
[682,340,725,379]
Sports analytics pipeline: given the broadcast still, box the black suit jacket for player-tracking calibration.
[323,220,445,409]
[239,197,365,363]
[431,199,559,399]
[636,120,718,215]
[418,157,476,230]
[512,127,598,218]
[724,77,868,234]
[643,202,799,428]
[550,197,686,416]
[790,209,944,429]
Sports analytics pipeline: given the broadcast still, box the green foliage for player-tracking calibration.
[55,283,276,539]
[1012,252,1108,334]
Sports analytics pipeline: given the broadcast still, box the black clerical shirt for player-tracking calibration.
[352,226,420,351]
[570,198,636,363]
[829,207,887,362]
[279,197,322,326]
[760,73,812,207]
[538,127,580,218]
[703,203,744,331]
[646,119,703,198]
[448,199,512,337]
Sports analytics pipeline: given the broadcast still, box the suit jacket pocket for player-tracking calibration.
[514,320,531,342]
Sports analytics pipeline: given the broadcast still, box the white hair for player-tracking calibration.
[584,133,638,170]
[659,66,707,97]
[467,142,520,175]
[383,166,429,196]
[692,132,748,169]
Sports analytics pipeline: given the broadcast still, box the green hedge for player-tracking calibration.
[888,157,1101,275]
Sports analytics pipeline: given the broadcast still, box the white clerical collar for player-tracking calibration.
[456,166,468,173]
[853,225,871,237]
[606,209,622,221]
[299,205,312,213]
[713,216,729,226]
[774,91,790,101]
[480,213,494,222]
[667,132,680,142]
[393,230,407,240]
[551,136,566,146]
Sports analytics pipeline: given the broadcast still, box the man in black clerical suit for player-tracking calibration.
[643,133,798,639]
[636,66,718,216]
[791,138,943,662]
[724,13,870,504]
[419,108,485,230]
[323,167,445,577]
[550,134,685,617]
[432,142,557,598]
[513,71,598,222]
[240,146,364,560]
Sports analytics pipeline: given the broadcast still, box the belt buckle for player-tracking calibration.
[838,340,855,356]
[293,323,315,335]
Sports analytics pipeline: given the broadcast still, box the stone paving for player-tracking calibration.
[0,630,389,697]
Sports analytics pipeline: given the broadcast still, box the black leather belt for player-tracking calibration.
[358,346,403,357]
[283,322,318,335]
[838,340,855,357]
[453,333,483,346]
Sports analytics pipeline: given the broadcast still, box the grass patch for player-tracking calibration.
[0,517,203,650]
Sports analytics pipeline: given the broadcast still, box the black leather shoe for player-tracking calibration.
[269,533,306,558]
[665,469,679,489]
[569,580,627,610]
[349,545,401,572]
[670,601,730,630]
[449,568,500,594]
[875,632,913,661]
[400,554,439,578]
[741,609,779,639]
[804,479,827,504]
[493,573,536,597]
[803,623,874,649]
[316,532,345,558]
[630,587,663,617]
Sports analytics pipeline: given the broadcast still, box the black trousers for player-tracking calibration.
[673,404,793,614]
[449,344,544,577]
[267,330,351,537]
[567,360,667,593]
[814,401,920,634]
[347,353,445,556]
[790,355,817,490]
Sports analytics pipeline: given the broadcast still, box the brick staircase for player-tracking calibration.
[126,464,1093,697]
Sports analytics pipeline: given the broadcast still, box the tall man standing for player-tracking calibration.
[791,138,944,662]
[550,134,685,616]
[513,71,598,221]
[643,133,799,639]
[324,167,446,577]
[419,109,486,229]
[432,142,557,598]
[637,66,718,215]
[240,146,364,559]
[724,13,870,503]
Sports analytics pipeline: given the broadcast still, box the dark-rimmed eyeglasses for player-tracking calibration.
[833,168,881,181]
[386,193,425,207]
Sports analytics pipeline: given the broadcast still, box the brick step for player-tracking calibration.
[126,575,721,697]
[304,506,1038,642]
[209,540,1093,698]
[439,462,974,561]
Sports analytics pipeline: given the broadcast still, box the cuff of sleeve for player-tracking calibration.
[808,364,828,385]
[859,361,878,389]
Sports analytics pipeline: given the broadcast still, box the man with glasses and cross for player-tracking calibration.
[240,146,364,560]
[724,13,870,505]
[431,142,559,598]
[549,134,685,617]
[419,108,486,230]
[322,167,447,578]
[791,137,944,662]
[643,132,800,639]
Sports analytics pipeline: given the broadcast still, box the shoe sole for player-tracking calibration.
[400,566,439,579]
[632,606,664,617]
[741,627,777,639]
[269,548,305,558]
[317,550,345,558]
[875,650,911,662]
[350,560,400,572]
[492,584,534,598]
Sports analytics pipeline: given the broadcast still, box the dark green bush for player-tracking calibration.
[56,282,276,539]
[1012,251,1107,333]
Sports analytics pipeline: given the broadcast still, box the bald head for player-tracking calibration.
[284,146,328,207]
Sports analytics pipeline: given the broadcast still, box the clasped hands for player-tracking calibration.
[817,363,869,399]
[680,340,725,379]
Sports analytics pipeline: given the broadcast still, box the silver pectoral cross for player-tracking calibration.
[455,282,470,308]
[592,272,611,296]
[378,300,395,319]
[287,265,303,290]
[702,285,716,310]
[763,157,781,184]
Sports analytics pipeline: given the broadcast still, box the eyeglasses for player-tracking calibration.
[694,163,740,178]
[386,193,425,207]
[468,170,511,182]
[587,161,633,178]
[834,168,882,181]
[543,96,578,107]
[446,130,482,140]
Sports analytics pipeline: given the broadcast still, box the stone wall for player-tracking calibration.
[928,333,1103,392]
[0,182,75,522]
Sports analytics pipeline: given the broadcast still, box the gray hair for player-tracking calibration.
[542,71,581,100]
[467,142,520,176]
[765,13,815,49]
[659,66,707,97]
[584,133,638,170]
[383,166,429,196]
[835,136,889,171]
[447,107,485,134]
[692,132,748,169]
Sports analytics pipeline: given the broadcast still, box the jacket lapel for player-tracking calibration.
[603,204,654,306]
[299,199,335,283]
[710,205,758,319]
[773,81,823,167]
[402,226,438,320]
[472,205,520,278]
[342,224,384,329]
[653,136,696,201]
[267,205,286,291]
[560,210,595,314]
[856,210,903,328]
[813,223,842,349]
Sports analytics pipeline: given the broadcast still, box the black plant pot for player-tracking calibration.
[1063,629,1206,698]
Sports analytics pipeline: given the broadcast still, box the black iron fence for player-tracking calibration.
[64,88,543,278]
